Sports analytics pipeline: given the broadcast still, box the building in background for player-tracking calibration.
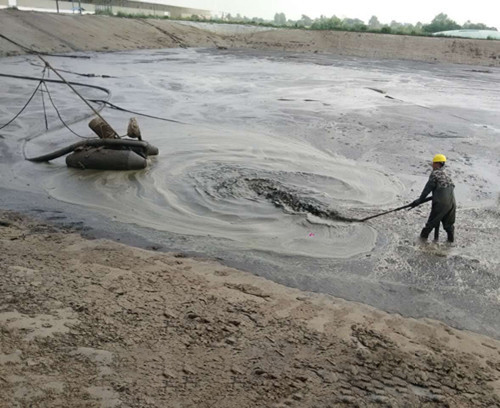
[0,0,212,18]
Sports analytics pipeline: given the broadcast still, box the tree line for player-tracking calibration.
[255,12,496,34]
[95,8,498,36]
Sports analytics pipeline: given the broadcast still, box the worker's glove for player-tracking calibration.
[409,199,422,208]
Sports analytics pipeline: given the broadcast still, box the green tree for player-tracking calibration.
[343,18,364,27]
[389,20,404,33]
[311,15,342,30]
[390,20,403,29]
[274,12,286,25]
[462,20,497,30]
[368,15,381,29]
[252,17,265,24]
[423,13,460,33]
[330,16,343,28]
[298,14,312,27]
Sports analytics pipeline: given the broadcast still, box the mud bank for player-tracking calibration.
[1,211,500,407]
[1,9,500,66]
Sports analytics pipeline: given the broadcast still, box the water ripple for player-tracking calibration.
[44,126,403,258]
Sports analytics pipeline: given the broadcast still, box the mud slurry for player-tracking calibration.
[374,202,500,322]
[246,178,360,222]
[0,49,499,338]
[1,212,499,408]
[38,137,395,258]
[0,50,403,260]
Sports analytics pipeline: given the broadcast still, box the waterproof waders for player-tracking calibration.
[412,160,456,242]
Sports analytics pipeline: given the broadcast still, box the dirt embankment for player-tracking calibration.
[1,9,499,66]
[1,211,500,407]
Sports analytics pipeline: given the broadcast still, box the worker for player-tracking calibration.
[410,154,456,242]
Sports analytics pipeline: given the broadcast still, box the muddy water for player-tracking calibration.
[43,129,404,258]
[1,49,499,337]
[0,49,404,258]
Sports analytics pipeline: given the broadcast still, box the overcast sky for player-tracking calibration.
[158,0,499,29]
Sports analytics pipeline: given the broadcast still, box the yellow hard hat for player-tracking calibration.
[432,154,446,163]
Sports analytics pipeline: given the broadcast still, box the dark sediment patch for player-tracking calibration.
[427,131,465,139]
[245,178,359,223]
[365,87,386,94]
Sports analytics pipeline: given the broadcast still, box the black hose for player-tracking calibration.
[0,80,43,130]
[26,139,152,162]
[358,196,433,222]
[88,99,186,124]
[0,71,114,158]
[29,61,115,78]
[0,73,183,126]
[40,70,49,130]
[0,72,173,161]
[42,81,88,139]
[0,73,111,95]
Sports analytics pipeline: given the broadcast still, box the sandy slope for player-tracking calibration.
[1,9,499,66]
[1,211,499,407]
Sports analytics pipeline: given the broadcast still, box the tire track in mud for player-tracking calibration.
[139,19,188,48]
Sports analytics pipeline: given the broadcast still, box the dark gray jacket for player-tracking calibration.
[419,168,455,208]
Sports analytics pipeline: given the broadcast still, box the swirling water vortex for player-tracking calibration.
[44,124,403,258]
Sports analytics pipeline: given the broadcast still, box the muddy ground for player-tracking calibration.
[1,9,500,408]
[1,211,500,407]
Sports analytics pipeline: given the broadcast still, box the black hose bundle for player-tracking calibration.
[26,138,158,162]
